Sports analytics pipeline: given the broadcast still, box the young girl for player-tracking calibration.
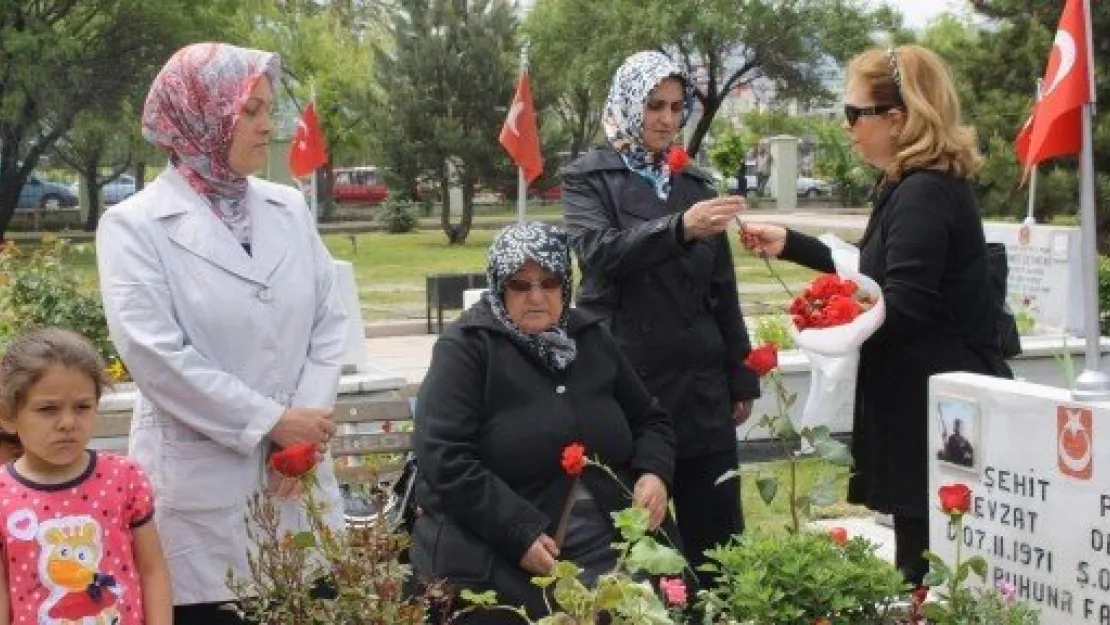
[0,328,171,625]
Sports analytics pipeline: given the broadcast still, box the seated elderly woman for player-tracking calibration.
[411,221,676,622]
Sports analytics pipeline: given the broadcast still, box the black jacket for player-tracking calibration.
[411,300,675,582]
[562,147,759,459]
[781,169,1010,517]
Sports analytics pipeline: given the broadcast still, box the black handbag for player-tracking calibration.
[986,242,1022,359]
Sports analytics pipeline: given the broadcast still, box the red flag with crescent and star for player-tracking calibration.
[288,101,328,179]
[1014,0,1091,178]
[499,72,543,184]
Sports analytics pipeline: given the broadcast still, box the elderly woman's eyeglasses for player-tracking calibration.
[505,277,563,293]
[844,104,897,128]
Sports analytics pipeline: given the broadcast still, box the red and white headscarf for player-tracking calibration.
[142,42,281,245]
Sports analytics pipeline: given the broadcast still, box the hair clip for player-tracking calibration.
[887,47,904,103]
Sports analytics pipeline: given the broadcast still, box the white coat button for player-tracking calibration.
[257,287,273,303]
[556,385,566,394]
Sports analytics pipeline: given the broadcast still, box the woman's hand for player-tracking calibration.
[271,407,336,448]
[519,533,560,575]
[265,468,305,499]
[739,222,788,258]
[682,197,746,241]
[633,473,669,530]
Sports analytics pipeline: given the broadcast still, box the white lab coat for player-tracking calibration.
[96,167,348,605]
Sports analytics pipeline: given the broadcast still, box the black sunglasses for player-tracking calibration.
[844,104,898,128]
[505,276,563,293]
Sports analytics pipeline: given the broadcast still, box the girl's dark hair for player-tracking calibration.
[0,328,110,415]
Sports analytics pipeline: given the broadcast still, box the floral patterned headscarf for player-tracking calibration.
[603,50,694,200]
[483,222,577,372]
[142,43,281,245]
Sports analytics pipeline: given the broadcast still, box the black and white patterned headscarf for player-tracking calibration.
[603,50,694,200]
[484,222,577,371]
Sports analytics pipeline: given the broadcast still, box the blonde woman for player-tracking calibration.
[741,45,1011,586]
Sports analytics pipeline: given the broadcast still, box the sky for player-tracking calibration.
[878,0,969,31]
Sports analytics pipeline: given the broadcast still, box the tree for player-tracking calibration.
[923,1,1110,246]
[0,0,239,240]
[53,105,140,232]
[376,0,517,244]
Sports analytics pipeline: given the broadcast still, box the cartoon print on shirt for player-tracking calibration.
[37,516,121,625]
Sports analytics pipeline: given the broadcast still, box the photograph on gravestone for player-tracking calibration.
[935,396,979,470]
[927,373,1110,624]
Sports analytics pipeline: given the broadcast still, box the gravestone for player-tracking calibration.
[928,372,1110,624]
[768,134,798,211]
[983,222,1083,335]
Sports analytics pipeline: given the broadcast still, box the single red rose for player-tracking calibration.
[666,145,690,173]
[561,443,587,477]
[828,526,849,545]
[269,443,318,478]
[744,343,778,377]
[938,483,972,516]
[824,294,862,325]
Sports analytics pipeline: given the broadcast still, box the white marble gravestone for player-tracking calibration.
[983,222,1083,336]
[928,372,1110,624]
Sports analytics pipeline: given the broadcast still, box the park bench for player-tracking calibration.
[425,272,487,334]
[94,382,419,529]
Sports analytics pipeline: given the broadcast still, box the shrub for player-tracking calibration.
[0,237,127,381]
[751,314,795,351]
[698,529,907,625]
[376,200,419,234]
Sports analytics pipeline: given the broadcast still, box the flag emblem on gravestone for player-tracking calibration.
[1057,406,1093,479]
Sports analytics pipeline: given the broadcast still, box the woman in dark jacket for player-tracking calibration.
[411,222,676,622]
[741,45,1011,585]
[561,50,759,586]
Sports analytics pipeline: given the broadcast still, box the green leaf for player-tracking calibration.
[809,480,839,506]
[531,575,556,588]
[612,507,650,542]
[459,589,499,606]
[921,602,951,620]
[756,476,779,505]
[773,416,798,439]
[715,468,742,485]
[625,536,687,576]
[813,437,854,467]
[922,568,947,587]
[291,531,316,549]
[551,560,581,580]
[966,555,988,580]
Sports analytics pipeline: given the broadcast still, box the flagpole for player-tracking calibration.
[1071,0,1108,400]
[1024,80,1043,227]
[516,43,529,224]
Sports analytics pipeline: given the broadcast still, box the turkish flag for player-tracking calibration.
[1014,0,1091,177]
[288,101,328,179]
[499,72,543,184]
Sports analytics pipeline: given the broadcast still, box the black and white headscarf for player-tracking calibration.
[484,221,577,371]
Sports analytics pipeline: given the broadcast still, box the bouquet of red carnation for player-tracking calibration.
[790,274,877,331]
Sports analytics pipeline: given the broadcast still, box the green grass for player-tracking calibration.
[739,458,868,533]
[7,227,819,322]
[323,230,818,321]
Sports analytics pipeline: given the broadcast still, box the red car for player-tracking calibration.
[333,166,390,205]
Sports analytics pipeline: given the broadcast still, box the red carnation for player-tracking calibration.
[828,526,849,545]
[561,443,587,478]
[269,443,318,478]
[744,343,778,377]
[666,145,690,173]
[938,483,972,517]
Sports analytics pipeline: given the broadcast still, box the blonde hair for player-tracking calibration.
[848,45,981,180]
[0,328,110,418]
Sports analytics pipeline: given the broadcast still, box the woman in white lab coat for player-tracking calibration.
[96,43,347,625]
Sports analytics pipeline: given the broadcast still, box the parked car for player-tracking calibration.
[797,177,832,197]
[17,175,79,210]
[333,166,390,205]
[103,174,137,204]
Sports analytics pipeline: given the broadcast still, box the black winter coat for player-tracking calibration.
[410,300,675,584]
[562,148,759,459]
[781,169,1011,517]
